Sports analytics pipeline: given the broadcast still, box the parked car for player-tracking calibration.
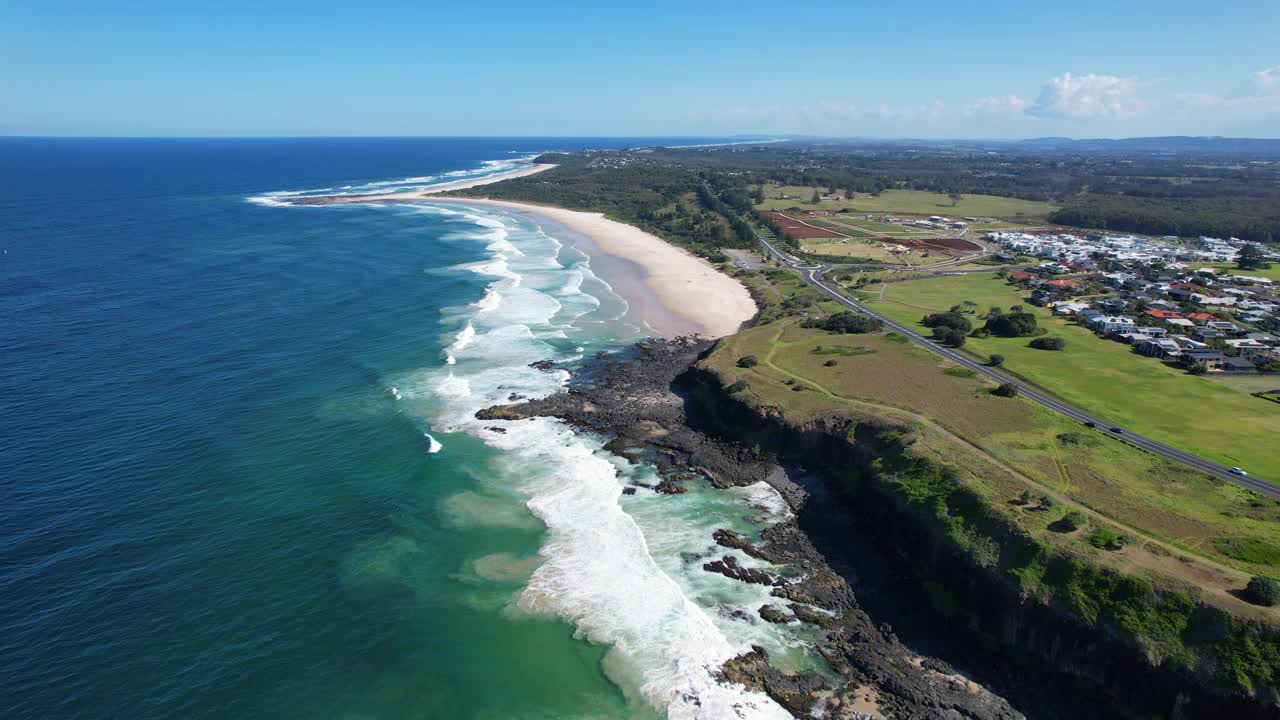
[1231,467,1249,476]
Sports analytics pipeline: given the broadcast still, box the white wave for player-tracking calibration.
[385,206,792,719]
[388,386,402,401]
[472,287,503,314]
[424,433,443,453]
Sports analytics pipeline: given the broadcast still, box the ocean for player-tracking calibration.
[0,138,814,720]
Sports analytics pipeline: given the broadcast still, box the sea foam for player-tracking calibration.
[389,205,793,719]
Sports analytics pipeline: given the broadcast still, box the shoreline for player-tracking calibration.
[432,198,757,338]
[287,167,758,339]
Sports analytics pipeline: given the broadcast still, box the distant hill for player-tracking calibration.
[1015,135,1280,154]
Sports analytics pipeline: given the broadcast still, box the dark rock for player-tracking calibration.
[507,392,526,401]
[654,478,687,495]
[759,604,791,624]
[621,486,637,496]
[713,528,766,559]
[475,404,528,421]
[529,359,557,371]
[485,426,508,434]
[703,555,786,587]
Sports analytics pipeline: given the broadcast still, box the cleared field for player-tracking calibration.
[757,210,843,239]
[706,321,1280,608]
[798,239,951,265]
[866,273,1280,480]
[757,186,1058,219]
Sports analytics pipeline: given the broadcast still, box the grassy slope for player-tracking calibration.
[757,187,1059,218]
[866,273,1280,480]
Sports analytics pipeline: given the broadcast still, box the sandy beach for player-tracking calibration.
[433,198,758,338]
[289,163,757,338]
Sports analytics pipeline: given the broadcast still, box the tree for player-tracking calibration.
[809,188,821,204]
[1187,362,1208,375]
[1244,576,1280,607]
[989,353,1005,366]
[1029,337,1066,351]
[932,327,966,347]
[948,192,963,207]
[993,382,1019,397]
[807,311,882,334]
[737,355,759,368]
[986,310,1039,337]
[1238,243,1271,271]
[752,185,765,205]
[922,311,973,334]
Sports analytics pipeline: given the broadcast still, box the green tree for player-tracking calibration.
[736,355,759,368]
[809,188,821,204]
[993,382,1019,397]
[948,192,963,207]
[1238,243,1270,271]
[989,353,1005,366]
[1060,510,1089,531]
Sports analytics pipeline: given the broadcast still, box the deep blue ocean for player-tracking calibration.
[0,138,811,720]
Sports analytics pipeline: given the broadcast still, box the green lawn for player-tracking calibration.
[1194,263,1280,283]
[867,273,1280,480]
[757,186,1058,219]
[704,321,1280,597]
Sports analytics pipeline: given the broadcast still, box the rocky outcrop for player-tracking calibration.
[477,337,1026,720]
[704,556,787,587]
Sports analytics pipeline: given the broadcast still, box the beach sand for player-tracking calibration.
[290,163,757,338]
[434,199,757,338]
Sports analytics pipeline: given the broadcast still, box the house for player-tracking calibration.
[1054,302,1091,316]
[1165,318,1196,330]
[1089,315,1137,335]
[1145,309,1184,321]
[1185,312,1217,324]
[1180,350,1229,371]
[1045,279,1081,291]
[1138,338,1182,359]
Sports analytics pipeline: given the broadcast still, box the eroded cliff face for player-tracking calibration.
[680,364,1279,720]
[480,338,1276,719]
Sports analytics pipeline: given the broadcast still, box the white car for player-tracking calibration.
[1230,467,1248,476]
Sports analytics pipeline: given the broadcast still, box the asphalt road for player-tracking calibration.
[751,230,1280,499]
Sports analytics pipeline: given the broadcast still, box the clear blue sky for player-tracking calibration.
[4,0,1278,138]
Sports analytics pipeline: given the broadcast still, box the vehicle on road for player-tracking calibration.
[1084,421,1096,428]
[1110,427,1123,434]
[1231,467,1249,476]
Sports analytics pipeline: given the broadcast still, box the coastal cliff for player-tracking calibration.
[481,337,1280,720]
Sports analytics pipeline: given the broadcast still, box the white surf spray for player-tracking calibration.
[388,204,796,719]
[424,433,443,453]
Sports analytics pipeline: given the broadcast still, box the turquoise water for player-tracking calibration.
[1,138,811,719]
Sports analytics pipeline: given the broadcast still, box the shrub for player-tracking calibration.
[993,382,1019,397]
[726,380,748,393]
[944,366,977,378]
[1038,495,1054,510]
[1244,576,1280,607]
[989,353,1005,366]
[1030,337,1066,351]
[1060,510,1089,531]
[823,359,838,367]
[737,355,759,368]
[1016,489,1034,505]
[1089,527,1120,549]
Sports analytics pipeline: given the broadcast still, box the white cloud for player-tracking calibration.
[964,95,1030,117]
[1027,72,1145,119]
[1249,65,1280,95]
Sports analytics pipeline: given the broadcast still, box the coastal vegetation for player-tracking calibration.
[700,317,1280,704]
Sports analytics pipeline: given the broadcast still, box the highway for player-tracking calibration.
[750,228,1280,499]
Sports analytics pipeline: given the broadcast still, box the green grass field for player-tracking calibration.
[705,320,1280,615]
[866,273,1280,480]
[757,186,1058,219]
[1194,263,1280,283]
